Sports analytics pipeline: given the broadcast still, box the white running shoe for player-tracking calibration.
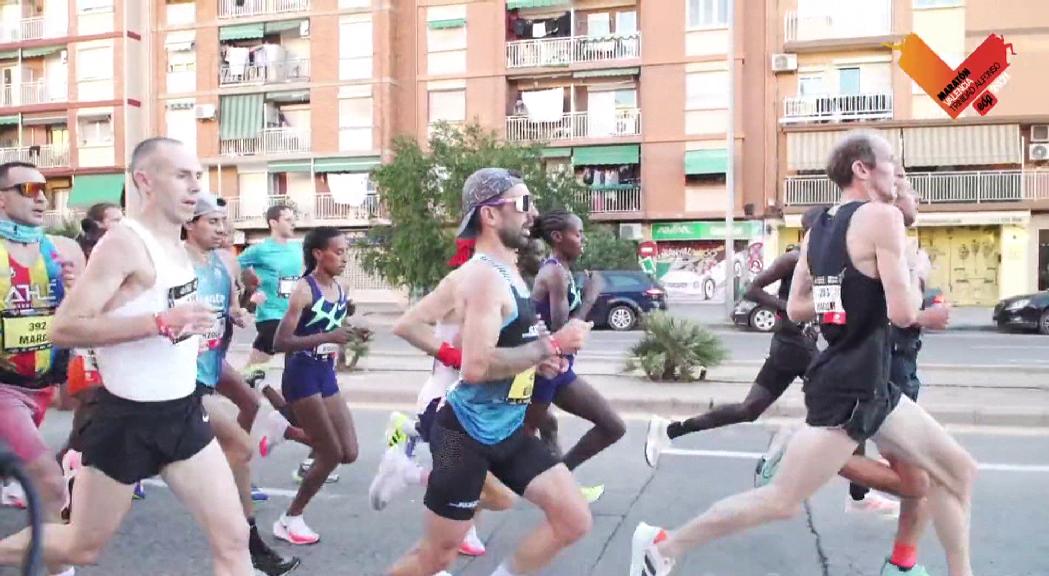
[369,446,420,511]
[1,481,26,509]
[458,524,485,557]
[629,522,675,576]
[645,416,672,468]
[273,514,320,545]
[258,411,290,458]
[846,493,901,517]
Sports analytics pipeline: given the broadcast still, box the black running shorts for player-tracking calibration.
[804,385,902,443]
[79,388,215,485]
[755,330,817,398]
[253,320,280,355]
[425,405,560,521]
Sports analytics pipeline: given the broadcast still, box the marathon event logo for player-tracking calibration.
[887,33,1016,118]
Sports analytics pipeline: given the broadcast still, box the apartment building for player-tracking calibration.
[0,0,146,226]
[772,0,1049,305]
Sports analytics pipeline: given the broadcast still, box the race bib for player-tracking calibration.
[2,314,52,352]
[75,348,99,373]
[278,276,298,298]
[507,367,535,405]
[202,315,227,349]
[813,275,846,325]
[166,279,199,343]
[316,342,340,356]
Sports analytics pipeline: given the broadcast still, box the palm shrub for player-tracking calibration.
[626,311,728,381]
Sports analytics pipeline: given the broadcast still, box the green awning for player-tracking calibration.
[314,156,380,173]
[428,18,467,30]
[507,0,570,8]
[573,67,640,79]
[0,50,17,59]
[685,149,728,175]
[541,147,571,159]
[69,174,125,208]
[219,23,265,41]
[21,45,64,58]
[269,160,312,173]
[573,145,640,166]
[264,19,305,34]
[219,94,264,140]
[0,116,18,126]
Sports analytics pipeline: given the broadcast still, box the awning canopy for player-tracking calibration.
[314,156,381,173]
[264,19,305,34]
[268,160,311,173]
[428,18,466,30]
[573,67,640,79]
[266,90,309,103]
[165,30,195,51]
[785,128,902,171]
[541,147,571,159]
[573,144,640,165]
[0,50,18,59]
[21,45,63,58]
[685,149,728,175]
[0,116,18,126]
[69,174,125,208]
[219,94,264,140]
[902,124,1020,167]
[507,0,570,8]
[219,23,265,41]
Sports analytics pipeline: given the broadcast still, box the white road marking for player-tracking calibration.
[140,479,340,500]
[661,448,1049,473]
[972,345,1048,350]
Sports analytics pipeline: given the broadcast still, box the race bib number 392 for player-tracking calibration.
[2,314,52,352]
[813,275,846,325]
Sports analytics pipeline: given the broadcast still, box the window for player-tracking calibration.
[686,70,729,109]
[78,0,114,12]
[428,90,466,124]
[617,11,638,34]
[615,89,637,109]
[339,96,373,151]
[838,67,860,95]
[76,46,113,80]
[688,0,728,28]
[78,115,113,145]
[339,18,373,81]
[602,272,648,290]
[587,13,611,37]
[799,75,824,96]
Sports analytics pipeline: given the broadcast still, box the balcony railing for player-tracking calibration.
[577,185,642,214]
[218,0,309,19]
[0,145,70,169]
[220,128,310,156]
[784,8,892,43]
[0,17,66,42]
[226,194,387,226]
[781,93,893,124]
[506,33,641,69]
[784,170,1049,206]
[220,58,310,86]
[43,208,78,229]
[505,109,641,143]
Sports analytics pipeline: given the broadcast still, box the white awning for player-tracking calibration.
[786,128,902,172]
[165,30,196,52]
[902,124,1020,168]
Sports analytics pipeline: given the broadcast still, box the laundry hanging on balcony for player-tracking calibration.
[327,173,369,207]
[521,88,564,123]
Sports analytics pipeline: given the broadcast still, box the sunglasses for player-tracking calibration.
[483,194,531,213]
[2,182,46,198]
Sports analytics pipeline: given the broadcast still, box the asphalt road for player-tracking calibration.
[2,409,1046,575]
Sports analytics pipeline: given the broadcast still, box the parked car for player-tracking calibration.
[993,290,1049,334]
[573,270,667,331]
[731,299,778,332]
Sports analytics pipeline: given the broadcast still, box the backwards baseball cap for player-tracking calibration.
[455,167,524,238]
[193,192,228,219]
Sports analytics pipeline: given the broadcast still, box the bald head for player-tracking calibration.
[130,137,183,175]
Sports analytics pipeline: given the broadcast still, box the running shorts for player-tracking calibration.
[804,385,902,443]
[252,320,280,355]
[282,354,339,403]
[531,355,577,404]
[79,388,214,485]
[0,383,54,462]
[755,330,817,398]
[425,404,560,521]
[890,338,921,401]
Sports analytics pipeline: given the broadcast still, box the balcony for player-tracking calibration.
[220,128,310,157]
[784,8,892,46]
[0,17,67,43]
[0,145,70,169]
[218,0,309,19]
[506,33,641,70]
[43,208,78,229]
[577,185,642,215]
[505,109,641,143]
[220,58,310,86]
[226,193,387,228]
[0,81,64,108]
[781,93,892,124]
[783,170,1049,206]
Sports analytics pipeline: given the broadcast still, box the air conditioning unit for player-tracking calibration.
[770,53,797,73]
[1030,143,1049,162]
[194,104,216,120]
[1031,125,1049,143]
[619,223,643,241]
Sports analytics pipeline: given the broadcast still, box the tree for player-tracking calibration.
[576,224,640,271]
[358,122,588,292]
[46,218,81,240]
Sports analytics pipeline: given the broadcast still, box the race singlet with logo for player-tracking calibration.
[0,238,64,386]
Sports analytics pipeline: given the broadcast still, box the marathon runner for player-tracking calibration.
[629,131,978,576]
[385,167,592,576]
[526,209,625,503]
[270,226,364,545]
[184,192,301,574]
[0,161,82,576]
[0,138,252,575]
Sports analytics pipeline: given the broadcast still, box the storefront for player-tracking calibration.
[645,220,765,302]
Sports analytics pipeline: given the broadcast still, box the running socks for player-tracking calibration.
[889,543,917,570]
[248,518,268,556]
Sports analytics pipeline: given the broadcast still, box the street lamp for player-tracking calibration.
[724,0,736,319]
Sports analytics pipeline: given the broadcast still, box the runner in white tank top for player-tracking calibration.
[0,138,255,576]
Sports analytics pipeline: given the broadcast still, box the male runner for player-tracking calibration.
[386,167,593,576]
[0,161,83,576]
[0,138,252,576]
[628,131,978,576]
[185,192,300,575]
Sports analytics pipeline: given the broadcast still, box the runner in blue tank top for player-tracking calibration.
[525,209,624,505]
[272,226,368,546]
